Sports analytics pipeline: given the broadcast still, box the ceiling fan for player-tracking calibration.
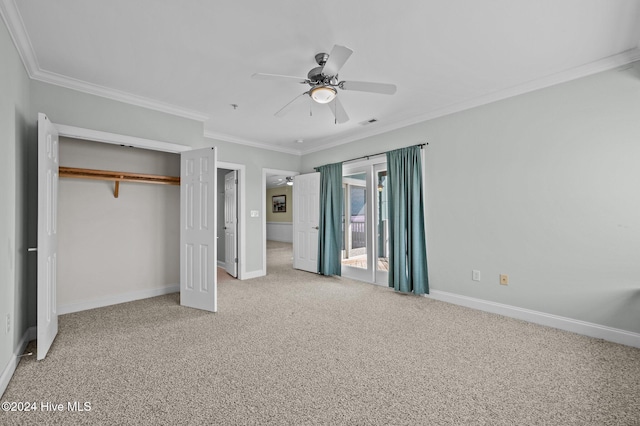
[252,45,397,124]
[273,176,294,186]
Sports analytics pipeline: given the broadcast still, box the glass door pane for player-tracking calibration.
[342,172,368,271]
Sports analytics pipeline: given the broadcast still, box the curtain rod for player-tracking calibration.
[342,143,428,165]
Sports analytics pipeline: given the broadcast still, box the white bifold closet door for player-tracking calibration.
[36,113,60,360]
[180,147,218,312]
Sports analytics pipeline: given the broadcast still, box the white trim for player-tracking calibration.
[0,326,36,398]
[217,260,226,268]
[0,0,208,122]
[427,290,640,348]
[217,161,246,280]
[56,124,191,153]
[5,0,640,156]
[242,270,266,280]
[300,48,640,155]
[0,0,39,75]
[58,285,179,315]
[34,69,209,122]
[204,130,301,156]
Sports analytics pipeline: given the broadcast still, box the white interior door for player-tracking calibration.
[180,147,217,312]
[224,170,237,277]
[293,172,320,273]
[37,113,59,360]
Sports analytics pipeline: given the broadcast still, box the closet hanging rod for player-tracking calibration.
[59,166,180,185]
[59,166,180,198]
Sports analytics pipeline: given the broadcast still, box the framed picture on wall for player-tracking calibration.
[272,195,286,212]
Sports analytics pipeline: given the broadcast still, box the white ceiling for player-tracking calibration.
[3,0,640,155]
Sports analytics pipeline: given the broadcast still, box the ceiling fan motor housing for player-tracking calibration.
[307,66,325,83]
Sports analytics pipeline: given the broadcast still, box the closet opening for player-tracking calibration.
[57,137,182,314]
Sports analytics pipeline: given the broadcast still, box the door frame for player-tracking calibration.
[56,126,249,280]
[341,163,373,282]
[218,162,245,279]
[342,157,389,285]
[262,168,299,275]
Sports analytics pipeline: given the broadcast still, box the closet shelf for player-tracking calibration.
[59,166,180,198]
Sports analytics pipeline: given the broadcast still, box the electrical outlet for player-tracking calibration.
[500,274,509,285]
[5,314,10,334]
[472,270,481,281]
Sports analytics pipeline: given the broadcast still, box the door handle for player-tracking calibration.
[313,226,319,230]
[28,248,37,252]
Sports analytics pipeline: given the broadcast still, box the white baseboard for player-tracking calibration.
[58,285,180,315]
[242,269,266,280]
[427,290,640,348]
[1,326,37,398]
[217,260,225,268]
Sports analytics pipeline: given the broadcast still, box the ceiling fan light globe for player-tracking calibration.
[310,86,337,104]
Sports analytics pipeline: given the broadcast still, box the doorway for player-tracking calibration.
[342,160,388,285]
[217,166,241,280]
[262,168,299,274]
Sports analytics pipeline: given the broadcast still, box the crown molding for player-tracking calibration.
[32,68,210,122]
[300,47,640,155]
[0,0,39,75]
[0,0,208,123]
[203,130,302,156]
[4,0,638,155]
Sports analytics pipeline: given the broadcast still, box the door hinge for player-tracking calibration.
[235,179,238,184]
[235,258,238,263]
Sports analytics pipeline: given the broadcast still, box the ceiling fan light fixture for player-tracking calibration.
[309,86,337,104]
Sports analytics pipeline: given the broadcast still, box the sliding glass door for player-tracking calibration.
[341,161,388,285]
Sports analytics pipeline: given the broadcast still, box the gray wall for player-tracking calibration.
[302,63,640,334]
[57,138,180,308]
[0,18,32,386]
[29,82,302,276]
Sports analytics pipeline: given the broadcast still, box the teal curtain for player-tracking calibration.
[316,162,343,276]
[386,146,429,294]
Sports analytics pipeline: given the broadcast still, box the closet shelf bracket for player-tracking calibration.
[59,166,180,198]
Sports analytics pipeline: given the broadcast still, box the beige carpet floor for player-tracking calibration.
[2,241,639,425]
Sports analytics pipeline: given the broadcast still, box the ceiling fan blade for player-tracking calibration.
[275,92,309,117]
[327,97,349,124]
[340,80,397,95]
[252,73,307,84]
[322,45,353,76]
